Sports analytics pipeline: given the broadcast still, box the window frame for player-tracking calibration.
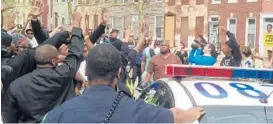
[246,0,257,2]
[227,17,237,38]
[228,0,237,3]
[212,0,221,4]
[155,15,163,38]
[156,0,163,3]
[245,17,256,49]
[138,81,175,109]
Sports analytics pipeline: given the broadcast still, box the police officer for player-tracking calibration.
[42,44,205,123]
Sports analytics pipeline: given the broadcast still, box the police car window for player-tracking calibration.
[199,106,272,123]
[266,107,273,123]
[138,81,174,109]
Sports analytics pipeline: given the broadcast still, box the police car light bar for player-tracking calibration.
[165,64,273,80]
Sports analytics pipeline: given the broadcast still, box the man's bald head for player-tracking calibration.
[35,44,59,66]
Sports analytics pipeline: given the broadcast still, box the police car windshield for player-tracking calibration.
[199,106,273,123]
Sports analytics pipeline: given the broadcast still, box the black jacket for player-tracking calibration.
[176,51,188,64]
[220,31,242,67]
[1,28,85,123]
[1,31,70,94]
[31,20,49,44]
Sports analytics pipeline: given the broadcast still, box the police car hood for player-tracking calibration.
[164,78,273,107]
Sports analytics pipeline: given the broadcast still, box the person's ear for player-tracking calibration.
[51,57,59,66]
[116,68,121,79]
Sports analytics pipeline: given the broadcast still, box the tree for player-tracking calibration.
[67,0,72,25]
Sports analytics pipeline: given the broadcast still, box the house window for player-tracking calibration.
[196,0,204,5]
[54,12,59,28]
[212,0,221,4]
[156,0,163,2]
[209,16,220,50]
[228,0,237,3]
[62,17,65,25]
[134,0,138,2]
[131,15,139,36]
[85,15,90,28]
[23,13,26,25]
[181,0,189,5]
[168,0,175,6]
[228,18,237,37]
[55,0,58,2]
[155,16,163,38]
[62,0,66,2]
[95,0,99,4]
[247,0,257,2]
[121,0,128,2]
[246,18,256,49]
[86,0,90,4]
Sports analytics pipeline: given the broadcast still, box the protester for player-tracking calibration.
[128,34,135,50]
[253,49,273,68]
[11,33,31,54]
[240,46,254,67]
[1,30,16,60]
[220,27,242,67]
[25,29,38,47]
[189,43,217,66]
[141,40,182,89]
[1,12,84,123]
[1,0,74,94]
[141,37,154,83]
[42,44,205,123]
[175,42,188,64]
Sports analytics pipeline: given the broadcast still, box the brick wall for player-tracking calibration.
[208,0,262,50]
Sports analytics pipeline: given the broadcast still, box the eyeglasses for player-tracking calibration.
[27,32,33,35]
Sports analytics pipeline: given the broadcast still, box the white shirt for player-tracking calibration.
[58,61,87,81]
[78,61,88,81]
[241,57,254,68]
[29,37,38,48]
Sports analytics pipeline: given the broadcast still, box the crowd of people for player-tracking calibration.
[1,0,273,123]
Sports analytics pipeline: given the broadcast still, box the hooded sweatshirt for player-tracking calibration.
[220,31,242,67]
[189,48,217,66]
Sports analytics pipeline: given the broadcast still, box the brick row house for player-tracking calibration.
[165,0,272,55]
[165,0,208,48]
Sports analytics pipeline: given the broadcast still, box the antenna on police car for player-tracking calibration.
[259,90,273,104]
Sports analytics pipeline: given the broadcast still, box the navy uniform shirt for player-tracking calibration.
[42,85,174,123]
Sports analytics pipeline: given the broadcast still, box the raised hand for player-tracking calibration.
[72,12,82,28]
[101,8,108,25]
[3,13,16,31]
[124,26,132,43]
[29,0,43,19]
[1,4,13,12]
[140,21,149,35]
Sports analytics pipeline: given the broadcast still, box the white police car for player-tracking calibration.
[138,65,273,123]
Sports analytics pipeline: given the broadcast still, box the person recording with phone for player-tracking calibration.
[189,36,217,66]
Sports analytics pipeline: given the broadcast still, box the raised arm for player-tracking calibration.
[89,9,108,44]
[220,27,242,66]
[55,13,84,77]
[29,0,48,44]
[31,20,49,44]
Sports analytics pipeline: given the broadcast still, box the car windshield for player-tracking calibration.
[199,106,273,123]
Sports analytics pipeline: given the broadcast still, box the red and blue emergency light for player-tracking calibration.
[165,64,273,80]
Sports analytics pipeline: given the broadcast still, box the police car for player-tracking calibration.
[138,64,273,123]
